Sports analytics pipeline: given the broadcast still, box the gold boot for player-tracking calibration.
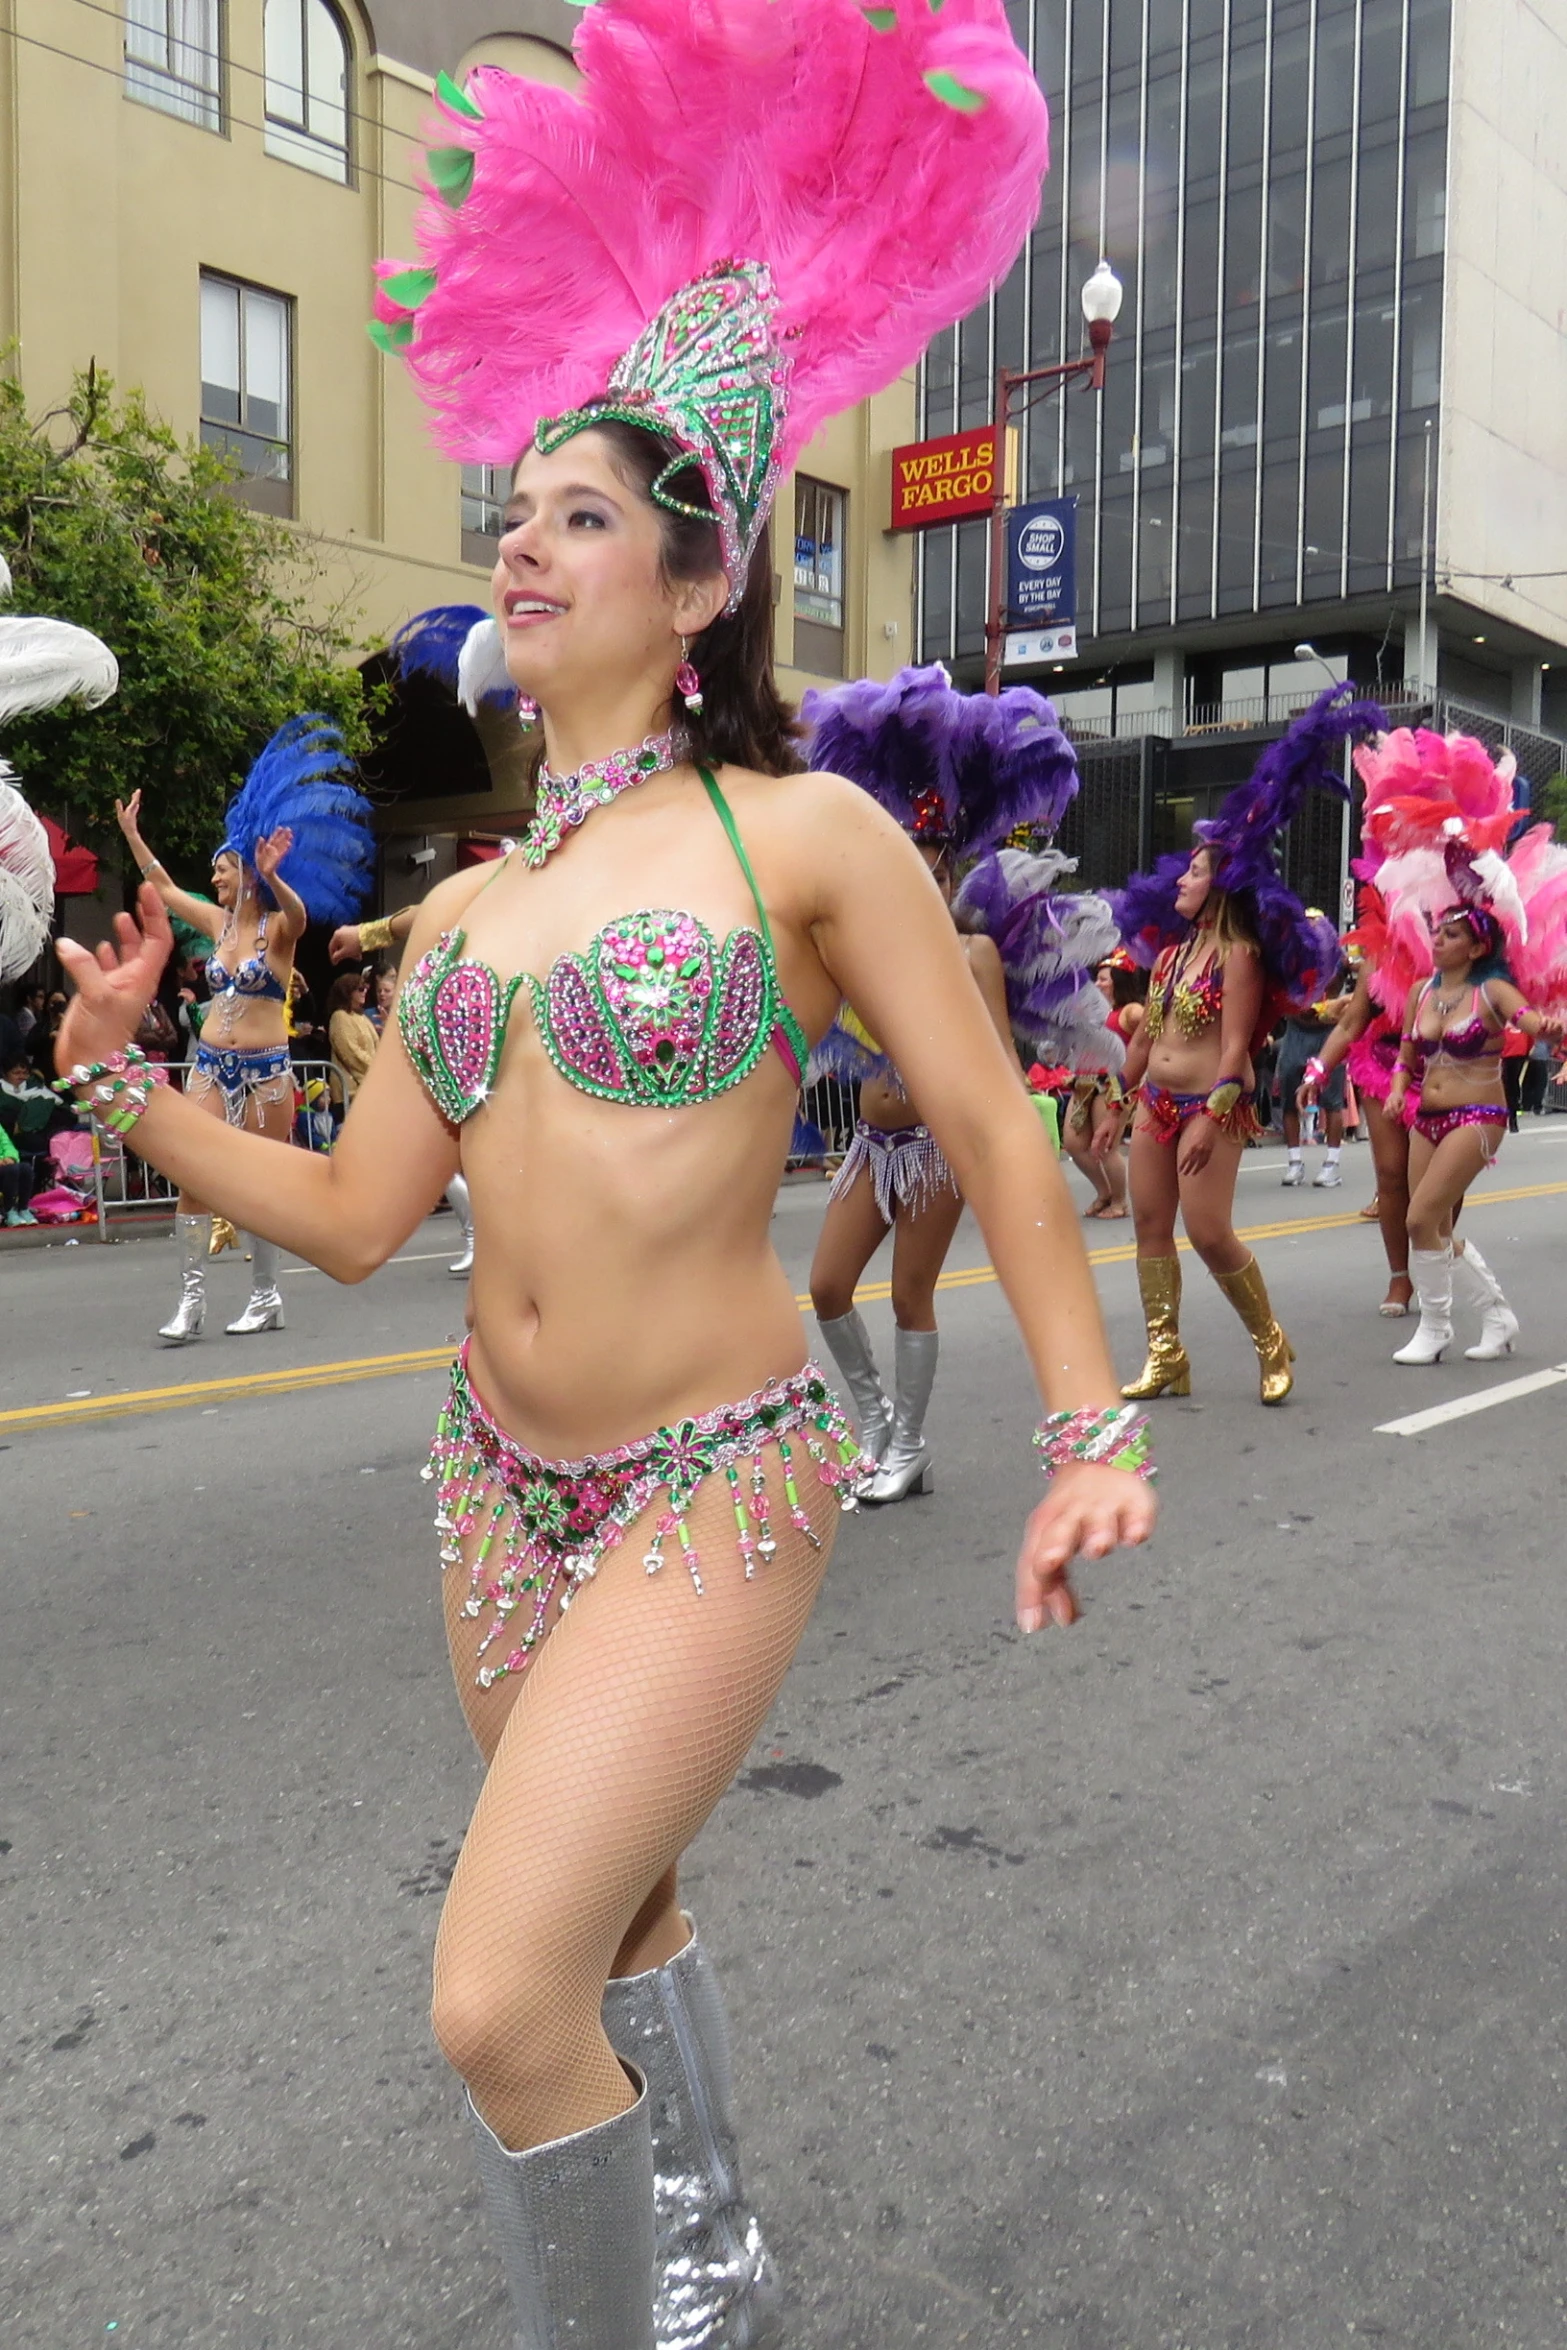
[1214,1254,1295,1403]
[1121,1255,1192,1398]
[209,1216,239,1256]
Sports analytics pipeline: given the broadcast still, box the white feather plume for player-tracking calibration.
[0,762,54,981]
[457,617,513,718]
[0,615,119,723]
[1470,846,1529,943]
[0,553,12,600]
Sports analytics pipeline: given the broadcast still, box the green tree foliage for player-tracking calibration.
[1537,773,1567,840]
[0,366,372,879]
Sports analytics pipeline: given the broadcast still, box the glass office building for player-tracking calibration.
[920,0,1450,669]
[915,0,1567,892]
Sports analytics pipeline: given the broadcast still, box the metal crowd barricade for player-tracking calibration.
[789,1073,858,1172]
[90,1055,355,1241]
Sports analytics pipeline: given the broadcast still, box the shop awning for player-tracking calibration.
[40,814,100,896]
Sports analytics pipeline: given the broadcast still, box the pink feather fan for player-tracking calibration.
[1354,726,1567,1014]
[374,0,1050,472]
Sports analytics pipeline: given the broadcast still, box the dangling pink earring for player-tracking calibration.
[516,694,539,731]
[675,639,704,716]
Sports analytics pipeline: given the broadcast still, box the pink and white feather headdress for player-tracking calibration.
[371,0,1049,607]
[1354,727,1567,1013]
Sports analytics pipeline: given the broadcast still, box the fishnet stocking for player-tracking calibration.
[432,1439,841,2152]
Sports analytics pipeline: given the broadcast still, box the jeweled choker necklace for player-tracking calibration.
[521,728,687,869]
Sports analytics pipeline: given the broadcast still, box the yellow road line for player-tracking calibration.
[8,1180,1563,1436]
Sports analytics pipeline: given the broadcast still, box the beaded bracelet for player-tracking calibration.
[56,1044,169,1137]
[1303,1055,1328,1087]
[1034,1404,1155,1482]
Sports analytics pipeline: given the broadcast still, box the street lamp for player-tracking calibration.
[984,260,1123,694]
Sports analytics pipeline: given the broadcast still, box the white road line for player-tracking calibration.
[1376,1363,1567,1438]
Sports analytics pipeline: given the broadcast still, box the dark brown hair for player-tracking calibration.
[325,971,367,1020]
[590,419,803,778]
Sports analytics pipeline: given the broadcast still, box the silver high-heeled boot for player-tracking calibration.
[1392,1246,1454,1365]
[226,1236,285,1334]
[815,1308,892,1467]
[158,1213,210,1344]
[859,1327,938,1504]
[604,1921,781,2350]
[467,2067,656,2350]
[1452,1238,1519,1360]
[447,1172,474,1277]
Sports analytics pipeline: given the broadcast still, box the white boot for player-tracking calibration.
[1453,1238,1519,1361]
[860,1328,938,1503]
[226,1236,285,1334]
[1392,1246,1454,1365]
[158,1214,210,1344]
[446,1173,474,1277]
[815,1307,892,1467]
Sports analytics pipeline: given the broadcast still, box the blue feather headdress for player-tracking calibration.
[955,848,1125,1074]
[1109,684,1385,1012]
[801,663,1078,859]
[393,604,517,716]
[220,715,375,926]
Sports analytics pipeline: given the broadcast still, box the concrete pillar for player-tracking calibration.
[1152,648,1184,733]
[1511,661,1544,727]
[1403,615,1436,700]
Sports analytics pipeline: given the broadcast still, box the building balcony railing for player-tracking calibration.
[1060,691,1567,791]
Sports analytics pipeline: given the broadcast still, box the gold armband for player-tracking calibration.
[1205,1080,1243,1121]
[358,915,396,953]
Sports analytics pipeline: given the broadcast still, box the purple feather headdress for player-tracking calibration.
[1109,684,1385,1011]
[802,664,1078,859]
[956,847,1124,1072]
[220,716,375,926]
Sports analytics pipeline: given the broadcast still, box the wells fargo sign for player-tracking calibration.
[889,428,1004,530]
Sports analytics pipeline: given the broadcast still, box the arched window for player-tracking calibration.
[264,0,351,184]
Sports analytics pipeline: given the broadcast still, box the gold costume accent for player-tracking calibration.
[1214,1255,1294,1404]
[1121,1256,1192,1399]
[358,915,397,954]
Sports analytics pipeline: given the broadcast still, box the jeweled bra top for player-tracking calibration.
[398,767,809,1122]
[1408,978,1502,1066]
[205,910,286,1005]
[1144,941,1224,1043]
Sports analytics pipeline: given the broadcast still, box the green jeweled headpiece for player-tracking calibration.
[535,264,788,615]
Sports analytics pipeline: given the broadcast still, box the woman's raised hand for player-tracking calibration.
[1014,1461,1156,1634]
[114,790,145,845]
[53,884,176,1077]
[253,826,295,889]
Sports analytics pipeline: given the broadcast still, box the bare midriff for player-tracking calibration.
[1410,986,1505,1114]
[856,934,988,1133]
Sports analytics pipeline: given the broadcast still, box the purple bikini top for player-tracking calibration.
[1408,978,1501,1064]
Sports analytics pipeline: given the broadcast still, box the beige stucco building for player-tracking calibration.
[0,0,916,873]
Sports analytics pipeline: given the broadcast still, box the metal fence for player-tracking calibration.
[89,1057,352,1241]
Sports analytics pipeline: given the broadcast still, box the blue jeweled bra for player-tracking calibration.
[398,769,808,1123]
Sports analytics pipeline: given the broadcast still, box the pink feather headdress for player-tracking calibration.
[1353,728,1567,1013]
[371,0,1049,603]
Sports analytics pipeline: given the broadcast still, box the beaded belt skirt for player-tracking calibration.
[425,1346,868,1688]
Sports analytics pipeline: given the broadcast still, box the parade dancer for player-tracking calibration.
[52,6,1156,2344]
[114,720,372,1343]
[1113,687,1383,1405]
[1296,940,1418,1315]
[803,664,1082,1503]
[1061,951,1145,1218]
[1357,726,1567,1363]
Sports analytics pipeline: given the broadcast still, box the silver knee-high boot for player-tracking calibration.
[447,1172,474,1277]
[467,2067,656,2350]
[860,1327,938,1504]
[1452,1238,1519,1360]
[158,1213,210,1344]
[604,1923,781,2349]
[226,1235,285,1334]
[815,1307,892,1467]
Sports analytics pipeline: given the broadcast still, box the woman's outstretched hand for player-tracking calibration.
[1015,1461,1156,1633]
[53,884,176,1077]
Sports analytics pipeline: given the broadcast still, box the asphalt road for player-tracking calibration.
[6,1125,1567,2349]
